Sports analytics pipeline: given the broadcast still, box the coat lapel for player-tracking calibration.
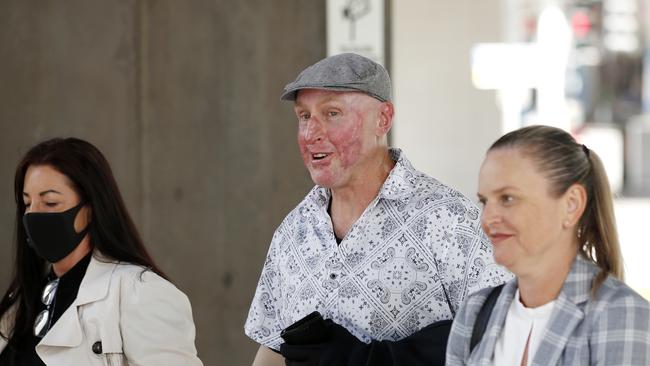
[469,280,519,365]
[530,256,595,365]
[530,293,584,365]
[37,254,117,349]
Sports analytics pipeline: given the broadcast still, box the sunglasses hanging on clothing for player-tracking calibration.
[34,278,59,338]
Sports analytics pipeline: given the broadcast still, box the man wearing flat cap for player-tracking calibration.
[245,53,510,366]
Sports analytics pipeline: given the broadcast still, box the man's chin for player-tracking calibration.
[309,173,336,188]
[312,179,334,188]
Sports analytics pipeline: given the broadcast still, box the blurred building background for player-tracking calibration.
[0,1,648,365]
[391,0,650,305]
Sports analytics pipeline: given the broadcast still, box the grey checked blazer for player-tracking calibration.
[446,255,650,365]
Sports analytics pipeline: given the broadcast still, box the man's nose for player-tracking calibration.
[303,117,323,142]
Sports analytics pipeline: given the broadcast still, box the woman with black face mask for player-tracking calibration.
[0,138,203,365]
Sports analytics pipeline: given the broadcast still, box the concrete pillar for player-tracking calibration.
[0,1,325,364]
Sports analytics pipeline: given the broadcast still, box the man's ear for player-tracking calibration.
[377,101,394,136]
[562,183,587,228]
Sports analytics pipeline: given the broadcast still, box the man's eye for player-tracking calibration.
[45,202,58,207]
[328,111,339,117]
[501,195,514,205]
[24,202,31,208]
[299,113,310,121]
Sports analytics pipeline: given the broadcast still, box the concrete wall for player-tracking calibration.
[392,0,503,198]
[0,1,509,364]
[0,1,324,365]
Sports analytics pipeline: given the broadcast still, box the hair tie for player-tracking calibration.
[582,144,590,158]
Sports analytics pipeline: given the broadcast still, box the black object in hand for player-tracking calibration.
[280,316,453,366]
[281,311,330,345]
[281,317,363,366]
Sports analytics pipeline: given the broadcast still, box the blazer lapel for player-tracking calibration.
[37,254,117,349]
[531,256,594,366]
[530,293,584,365]
[469,280,519,365]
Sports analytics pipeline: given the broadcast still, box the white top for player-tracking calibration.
[492,289,556,366]
[245,148,512,350]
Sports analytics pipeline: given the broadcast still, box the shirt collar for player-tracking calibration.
[308,148,418,207]
[378,148,419,202]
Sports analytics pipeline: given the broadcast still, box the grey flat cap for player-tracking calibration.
[281,53,391,102]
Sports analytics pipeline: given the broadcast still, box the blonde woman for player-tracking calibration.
[446,125,650,365]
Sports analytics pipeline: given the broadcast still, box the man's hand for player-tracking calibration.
[280,319,452,366]
[280,319,372,366]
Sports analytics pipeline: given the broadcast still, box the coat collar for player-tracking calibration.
[37,252,117,348]
[555,254,598,306]
[530,255,597,365]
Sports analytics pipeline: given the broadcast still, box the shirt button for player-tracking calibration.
[330,273,337,280]
[92,341,102,354]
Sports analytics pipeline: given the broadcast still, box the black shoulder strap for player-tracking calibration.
[469,284,504,354]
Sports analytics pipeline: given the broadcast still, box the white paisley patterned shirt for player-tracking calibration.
[245,148,511,350]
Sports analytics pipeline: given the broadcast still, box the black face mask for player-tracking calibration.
[22,202,89,263]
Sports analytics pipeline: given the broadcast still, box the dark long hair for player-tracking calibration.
[0,137,167,343]
[489,125,623,291]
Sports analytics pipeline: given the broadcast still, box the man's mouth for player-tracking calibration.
[312,153,330,161]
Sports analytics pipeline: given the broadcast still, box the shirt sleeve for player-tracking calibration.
[244,228,285,351]
[436,195,512,314]
[119,270,203,366]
